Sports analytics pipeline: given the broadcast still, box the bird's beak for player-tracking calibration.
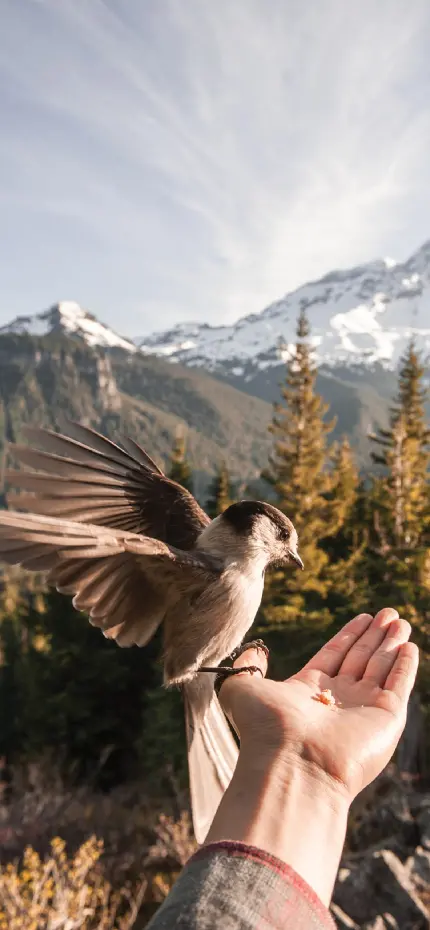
[288,550,304,570]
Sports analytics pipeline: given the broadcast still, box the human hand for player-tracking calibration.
[220,608,418,804]
[206,609,418,905]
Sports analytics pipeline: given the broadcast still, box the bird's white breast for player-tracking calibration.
[199,561,266,667]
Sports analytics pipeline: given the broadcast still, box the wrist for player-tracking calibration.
[205,743,349,906]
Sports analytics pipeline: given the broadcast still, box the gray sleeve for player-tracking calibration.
[146,841,336,930]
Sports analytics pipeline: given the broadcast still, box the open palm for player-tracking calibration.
[221,608,419,803]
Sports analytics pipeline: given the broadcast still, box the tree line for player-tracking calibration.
[0,307,429,788]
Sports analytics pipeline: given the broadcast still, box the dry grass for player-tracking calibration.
[0,761,197,928]
[0,837,146,929]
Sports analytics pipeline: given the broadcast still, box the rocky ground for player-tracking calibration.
[331,768,430,929]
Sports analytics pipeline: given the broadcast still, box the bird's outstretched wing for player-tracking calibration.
[0,510,219,647]
[5,421,210,549]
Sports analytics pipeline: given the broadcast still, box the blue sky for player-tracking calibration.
[1,0,430,336]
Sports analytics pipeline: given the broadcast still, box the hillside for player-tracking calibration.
[0,331,273,497]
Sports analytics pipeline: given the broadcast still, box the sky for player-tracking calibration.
[1,0,430,337]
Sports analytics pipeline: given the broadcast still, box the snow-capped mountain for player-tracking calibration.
[2,241,430,380]
[137,241,430,376]
[0,301,137,353]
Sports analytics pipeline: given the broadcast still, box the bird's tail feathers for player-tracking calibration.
[184,676,239,844]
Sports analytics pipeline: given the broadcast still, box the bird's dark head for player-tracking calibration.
[220,500,303,570]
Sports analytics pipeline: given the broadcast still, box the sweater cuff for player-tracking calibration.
[194,842,336,928]
[148,838,337,929]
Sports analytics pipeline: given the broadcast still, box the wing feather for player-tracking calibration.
[0,510,219,648]
[21,426,139,473]
[5,423,210,547]
[59,419,164,475]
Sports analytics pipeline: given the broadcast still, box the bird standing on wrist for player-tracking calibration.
[0,422,302,842]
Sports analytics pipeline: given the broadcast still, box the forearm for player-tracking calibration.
[205,745,349,906]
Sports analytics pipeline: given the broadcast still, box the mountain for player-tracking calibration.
[0,301,137,354]
[136,241,430,377]
[0,328,272,498]
[6,236,430,479]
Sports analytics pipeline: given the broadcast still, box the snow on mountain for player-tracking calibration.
[136,242,430,374]
[0,301,137,353]
[2,242,430,377]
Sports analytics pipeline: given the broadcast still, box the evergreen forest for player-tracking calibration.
[0,308,429,927]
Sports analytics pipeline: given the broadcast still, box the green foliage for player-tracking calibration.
[320,439,367,621]
[261,308,339,632]
[0,316,429,800]
[206,461,234,517]
[140,685,187,787]
[259,316,430,693]
[0,589,163,787]
[366,340,430,615]
[167,434,194,493]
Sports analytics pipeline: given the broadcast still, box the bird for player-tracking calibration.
[0,421,303,842]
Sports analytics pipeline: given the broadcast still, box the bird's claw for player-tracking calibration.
[198,640,269,693]
[199,663,265,694]
[230,639,269,662]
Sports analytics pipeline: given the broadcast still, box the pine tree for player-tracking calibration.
[327,438,359,536]
[206,461,234,518]
[366,341,430,762]
[0,586,161,785]
[367,340,430,612]
[168,433,194,493]
[323,438,366,619]
[370,341,430,552]
[261,308,337,638]
[372,339,430,464]
[396,339,430,444]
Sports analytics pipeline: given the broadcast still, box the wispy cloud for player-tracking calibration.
[1,0,430,332]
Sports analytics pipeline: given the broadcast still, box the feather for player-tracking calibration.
[5,473,130,496]
[0,543,48,565]
[116,433,163,474]
[0,509,217,652]
[22,426,140,474]
[60,419,163,473]
[70,562,131,609]
[8,447,128,483]
[6,493,135,515]
[184,677,239,843]
[84,570,136,615]
[5,422,210,549]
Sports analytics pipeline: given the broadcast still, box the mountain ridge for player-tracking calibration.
[2,240,430,478]
[136,240,430,377]
[2,239,430,380]
[0,301,137,354]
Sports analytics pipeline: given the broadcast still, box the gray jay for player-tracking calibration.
[0,422,302,841]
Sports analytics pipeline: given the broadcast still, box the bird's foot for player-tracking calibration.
[230,639,269,662]
[198,640,269,693]
[199,663,264,694]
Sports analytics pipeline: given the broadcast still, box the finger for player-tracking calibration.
[384,641,419,703]
[303,612,373,677]
[363,617,411,686]
[338,608,399,681]
[232,645,269,679]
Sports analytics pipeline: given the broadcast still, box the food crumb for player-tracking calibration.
[315,688,336,706]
